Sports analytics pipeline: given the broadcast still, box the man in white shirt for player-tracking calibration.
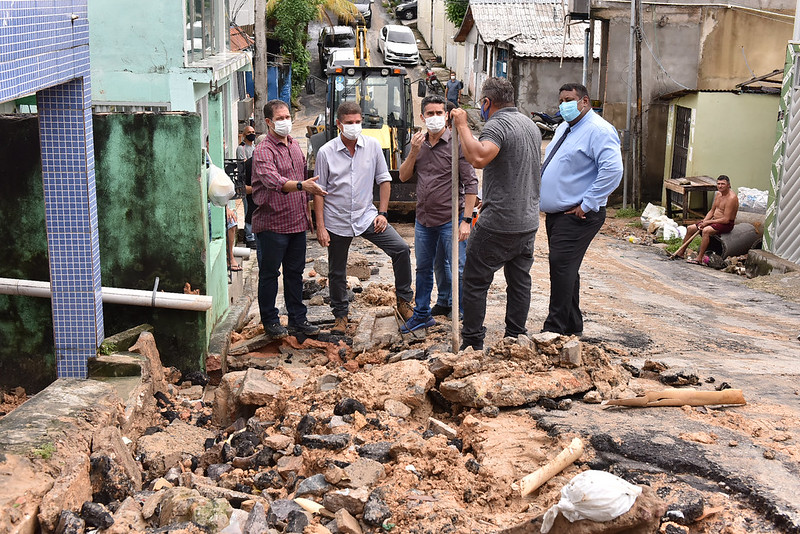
[314,101,413,333]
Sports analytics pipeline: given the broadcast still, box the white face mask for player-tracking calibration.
[341,123,362,140]
[425,115,446,133]
[273,119,292,137]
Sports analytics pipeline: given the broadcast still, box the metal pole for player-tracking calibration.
[582,27,590,87]
[634,0,643,209]
[254,0,267,133]
[451,127,460,352]
[622,0,635,208]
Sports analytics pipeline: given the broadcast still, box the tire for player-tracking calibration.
[404,10,414,20]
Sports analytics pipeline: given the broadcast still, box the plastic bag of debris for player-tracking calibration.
[208,163,236,207]
[640,203,665,229]
[737,187,767,213]
[541,470,642,533]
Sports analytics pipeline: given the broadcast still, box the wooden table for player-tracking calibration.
[664,175,717,224]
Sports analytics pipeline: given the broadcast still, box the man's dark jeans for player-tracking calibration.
[461,223,536,347]
[257,230,308,326]
[328,223,412,318]
[543,208,605,335]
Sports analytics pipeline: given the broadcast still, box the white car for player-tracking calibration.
[327,48,356,70]
[378,24,420,66]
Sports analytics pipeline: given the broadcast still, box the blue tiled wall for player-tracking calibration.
[0,0,102,378]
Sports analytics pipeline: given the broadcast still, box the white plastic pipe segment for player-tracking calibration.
[0,278,213,311]
[232,246,251,258]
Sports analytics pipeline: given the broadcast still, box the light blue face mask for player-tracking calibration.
[559,100,581,122]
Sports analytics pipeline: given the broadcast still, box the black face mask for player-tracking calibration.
[245,133,256,141]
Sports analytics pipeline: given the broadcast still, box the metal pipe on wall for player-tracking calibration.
[0,278,213,312]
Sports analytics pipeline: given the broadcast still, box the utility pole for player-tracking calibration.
[254,0,267,133]
[634,0,643,209]
[622,0,635,209]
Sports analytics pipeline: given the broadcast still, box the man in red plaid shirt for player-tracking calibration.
[252,99,328,339]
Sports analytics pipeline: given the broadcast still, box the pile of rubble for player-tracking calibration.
[33,331,650,534]
[6,324,784,533]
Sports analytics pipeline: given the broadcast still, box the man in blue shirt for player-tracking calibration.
[540,83,623,336]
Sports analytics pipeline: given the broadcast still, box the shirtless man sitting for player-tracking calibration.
[675,175,739,264]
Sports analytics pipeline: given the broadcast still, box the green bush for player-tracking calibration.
[615,207,642,218]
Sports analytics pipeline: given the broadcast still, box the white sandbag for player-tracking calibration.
[640,203,665,229]
[208,163,235,207]
[541,470,642,533]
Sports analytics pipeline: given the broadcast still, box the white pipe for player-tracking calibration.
[0,278,213,312]
[233,246,251,258]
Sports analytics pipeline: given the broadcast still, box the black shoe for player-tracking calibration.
[459,340,483,351]
[430,304,452,317]
[288,320,320,336]
[246,240,257,250]
[264,323,288,339]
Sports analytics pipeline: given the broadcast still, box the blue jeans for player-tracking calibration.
[257,230,308,326]
[245,221,255,243]
[413,221,466,321]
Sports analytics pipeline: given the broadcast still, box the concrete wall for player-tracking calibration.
[594,1,792,203]
[514,59,598,117]
[0,113,221,390]
[698,9,793,90]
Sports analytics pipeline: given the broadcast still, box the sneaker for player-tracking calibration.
[430,304,452,317]
[396,297,414,322]
[400,315,436,334]
[331,316,348,334]
[288,320,320,336]
[264,323,288,339]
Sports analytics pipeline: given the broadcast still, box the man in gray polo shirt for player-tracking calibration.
[314,101,414,333]
[450,77,542,350]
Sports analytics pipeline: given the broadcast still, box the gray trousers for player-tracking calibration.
[461,223,536,347]
[328,223,413,318]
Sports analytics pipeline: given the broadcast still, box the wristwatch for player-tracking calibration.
[296,181,303,191]
[378,211,389,217]
[461,216,473,224]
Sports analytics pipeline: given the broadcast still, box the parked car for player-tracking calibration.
[327,48,356,70]
[377,24,420,66]
[338,0,372,28]
[318,26,357,74]
[394,0,417,20]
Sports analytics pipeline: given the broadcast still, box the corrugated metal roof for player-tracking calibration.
[466,0,597,59]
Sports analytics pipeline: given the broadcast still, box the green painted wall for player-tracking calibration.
[88,0,213,111]
[663,92,778,209]
[0,113,230,389]
[689,92,777,191]
[0,116,57,391]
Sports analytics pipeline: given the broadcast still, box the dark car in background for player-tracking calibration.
[317,26,357,74]
[338,0,372,28]
[394,0,417,20]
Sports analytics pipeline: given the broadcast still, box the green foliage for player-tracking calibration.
[32,442,56,460]
[268,0,316,97]
[662,235,699,254]
[445,0,469,26]
[615,207,642,218]
[626,220,642,228]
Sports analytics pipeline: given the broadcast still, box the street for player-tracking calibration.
[257,2,800,530]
